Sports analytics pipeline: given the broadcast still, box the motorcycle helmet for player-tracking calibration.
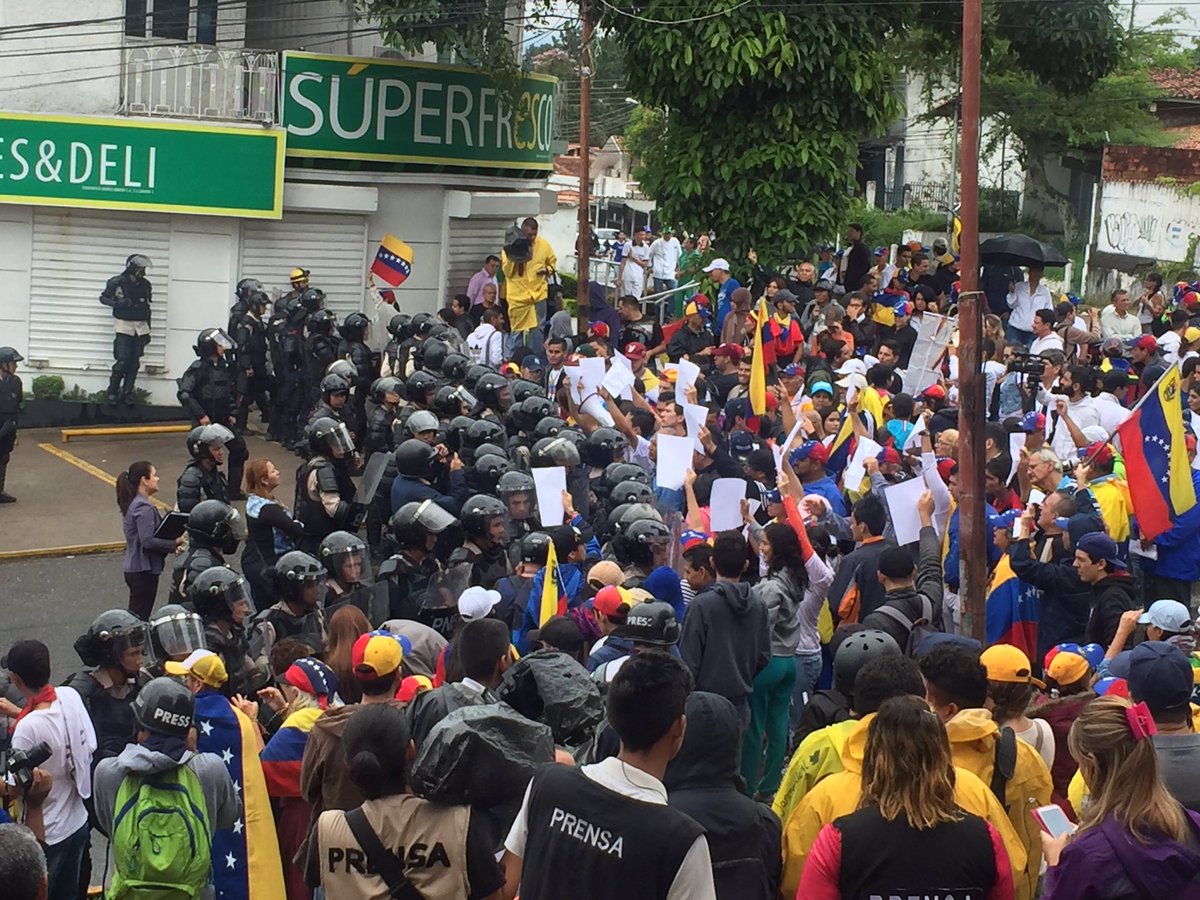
[189,566,254,621]
[185,499,244,554]
[73,609,147,670]
[146,605,205,667]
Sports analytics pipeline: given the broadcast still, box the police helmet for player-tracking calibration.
[515,396,556,433]
[186,423,234,460]
[339,312,370,342]
[460,493,507,538]
[290,267,311,284]
[519,531,553,566]
[411,312,437,337]
[497,469,535,498]
[555,428,586,453]
[616,503,663,535]
[146,604,205,667]
[133,677,195,737]
[394,439,439,479]
[370,376,403,404]
[126,253,153,271]
[318,531,369,583]
[320,373,351,398]
[614,601,679,646]
[582,428,629,469]
[610,479,654,506]
[604,462,650,489]
[534,416,567,440]
[432,385,466,419]
[73,609,147,670]
[307,308,337,335]
[441,353,470,383]
[445,415,476,451]
[307,417,355,457]
[387,313,412,341]
[189,566,252,621]
[471,442,507,464]
[833,629,902,691]
[426,322,455,343]
[465,419,507,453]
[299,287,326,313]
[530,435,580,469]
[406,370,438,404]
[236,277,263,301]
[407,410,442,439]
[273,551,327,606]
[466,364,495,389]
[389,499,459,549]
[474,373,513,412]
[247,290,270,312]
[185,499,244,554]
[194,328,235,357]
[606,503,633,537]
[420,339,452,374]
[473,454,511,493]
[0,347,24,365]
[325,359,356,382]
[626,518,671,546]
[510,380,543,406]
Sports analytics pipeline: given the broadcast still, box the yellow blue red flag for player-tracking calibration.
[750,297,769,416]
[370,233,414,286]
[538,538,566,626]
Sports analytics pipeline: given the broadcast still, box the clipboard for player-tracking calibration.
[154,511,189,541]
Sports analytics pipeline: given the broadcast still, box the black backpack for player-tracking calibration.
[990,726,1018,810]
[872,594,938,657]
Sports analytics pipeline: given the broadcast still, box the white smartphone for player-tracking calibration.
[1031,804,1075,839]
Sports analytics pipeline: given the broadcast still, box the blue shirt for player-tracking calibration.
[716,278,742,333]
[801,475,848,517]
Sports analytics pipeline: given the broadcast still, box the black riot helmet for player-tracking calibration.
[583,427,629,468]
[194,328,235,358]
[614,601,680,647]
[325,359,356,382]
[146,605,205,667]
[420,339,452,374]
[188,566,253,621]
[465,419,507,454]
[610,479,654,506]
[307,308,337,336]
[186,423,234,461]
[73,609,147,671]
[247,291,270,313]
[606,503,633,538]
[604,462,650,489]
[320,373,351,399]
[497,470,535,499]
[394,439,439,479]
[530,435,581,469]
[236,277,263,301]
[510,380,543,406]
[460,493,507,538]
[307,417,355,458]
[441,353,470,383]
[387,313,413,341]
[410,311,437,337]
[626,518,672,547]
[370,376,403,404]
[339,312,370,342]
[514,396,556,433]
[432,385,466,419]
[466,364,494,389]
[406,370,438,405]
[126,253,153,274]
[185,499,244,554]
[133,677,195,737]
[272,551,327,609]
[0,347,24,365]
[472,454,511,493]
[618,503,664,530]
[406,410,442,440]
[519,531,552,566]
[535,416,567,439]
[390,499,459,549]
[446,415,476,451]
[318,531,369,585]
[299,287,326,313]
[472,442,507,464]
[474,373,513,412]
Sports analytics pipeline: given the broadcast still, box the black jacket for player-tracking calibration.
[861,525,944,645]
[1085,572,1141,648]
[1009,533,1092,659]
[843,241,871,292]
[178,357,236,424]
[666,325,714,363]
[677,580,771,705]
[664,692,782,900]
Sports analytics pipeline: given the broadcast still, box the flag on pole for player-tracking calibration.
[1114,364,1196,540]
[750,297,769,416]
[985,554,1039,660]
[538,538,567,626]
[369,234,414,286]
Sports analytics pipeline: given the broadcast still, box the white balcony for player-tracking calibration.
[121,43,278,123]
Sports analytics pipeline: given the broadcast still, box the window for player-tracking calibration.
[125,0,220,44]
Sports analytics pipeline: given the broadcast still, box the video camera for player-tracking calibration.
[3,740,51,792]
[1007,350,1046,392]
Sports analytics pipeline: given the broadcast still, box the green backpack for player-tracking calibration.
[110,759,213,900]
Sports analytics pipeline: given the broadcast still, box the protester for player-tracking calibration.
[116,460,182,618]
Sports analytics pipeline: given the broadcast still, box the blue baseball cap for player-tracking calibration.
[810,380,834,397]
[1119,641,1194,713]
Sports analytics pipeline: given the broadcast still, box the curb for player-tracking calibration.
[0,541,125,562]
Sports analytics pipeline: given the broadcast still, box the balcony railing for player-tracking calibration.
[122,44,279,123]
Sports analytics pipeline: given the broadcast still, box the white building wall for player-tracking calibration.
[1095,180,1200,263]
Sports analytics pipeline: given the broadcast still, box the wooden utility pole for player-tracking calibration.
[574,0,593,329]
[957,0,987,643]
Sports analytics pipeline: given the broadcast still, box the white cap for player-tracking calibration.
[458,586,501,621]
[836,372,868,390]
[834,359,867,377]
[702,257,731,274]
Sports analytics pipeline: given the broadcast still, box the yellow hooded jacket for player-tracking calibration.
[943,708,1053,900]
[779,713,1027,899]
[772,717,860,824]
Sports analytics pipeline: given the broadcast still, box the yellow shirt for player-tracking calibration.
[502,236,557,332]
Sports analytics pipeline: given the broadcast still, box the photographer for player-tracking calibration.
[1,640,96,900]
[0,761,52,843]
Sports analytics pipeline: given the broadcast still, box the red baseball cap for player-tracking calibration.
[876,446,902,466]
[1130,335,1158,352]
[921,384,947,400]
[589,322,611,339]
[764,392,779,411]
[591,584,632,617]
[712,343,745,361]
[622,341,647,360]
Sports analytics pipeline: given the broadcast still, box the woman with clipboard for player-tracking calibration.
[116,461,183,618]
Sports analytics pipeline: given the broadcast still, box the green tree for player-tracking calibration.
[524,26,630,146]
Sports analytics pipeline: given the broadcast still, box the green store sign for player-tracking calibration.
[0,112,284,218]
[282,51,556,170]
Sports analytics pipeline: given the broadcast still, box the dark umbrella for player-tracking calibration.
[979,234,1068,268]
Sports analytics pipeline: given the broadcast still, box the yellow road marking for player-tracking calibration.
[38,442,173,511]
[0,542,125,561]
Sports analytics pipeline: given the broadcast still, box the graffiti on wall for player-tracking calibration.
[1096,181,1199,263]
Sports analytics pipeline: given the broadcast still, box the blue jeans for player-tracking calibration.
[789,650,824,732]
[44,821,89,900]
[1005,323,1034,348]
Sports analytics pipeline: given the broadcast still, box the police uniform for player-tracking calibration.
[233,308,272,431]
[305,333,339,409]
[447,539,512,591]
[268,306,309,448]
[177,356,249,495]
[176,459,230,513]
[172,545,227,602]
[294,455,357,554]
[100,270,152,403]
[379,551,457,638]
[337,335,375,442]
[0,367,20,501]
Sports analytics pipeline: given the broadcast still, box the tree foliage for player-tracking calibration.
[524,26,630,146]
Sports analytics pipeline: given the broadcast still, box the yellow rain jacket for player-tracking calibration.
[772,717,860,824]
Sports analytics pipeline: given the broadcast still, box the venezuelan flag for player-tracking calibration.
[825,410,855,478]
[985,554,1039,659]
[538,538,567,626]
[750,297,769,416]
[195,689,286,900]
[260,706,322,799]
[369,233,414,286]
[1114,364,1197,540]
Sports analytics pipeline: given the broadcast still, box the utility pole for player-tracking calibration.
[958,0,987,644]
[575,0,593,330]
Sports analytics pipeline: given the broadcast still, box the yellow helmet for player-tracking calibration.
[290,267,310,283]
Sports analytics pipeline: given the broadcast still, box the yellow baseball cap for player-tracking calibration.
[981,644,1046,689]
[1047,650,1090,686]
[165,649,228,689]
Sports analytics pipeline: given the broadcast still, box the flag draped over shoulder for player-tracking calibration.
[369,234,414,286]
[538,539,567,627]
[259,706,322,799]
[985,554,1039,659]
[750,298,769,416]
[1114,364,1197,540]
[194,689,286,900]
[825,411,855,478]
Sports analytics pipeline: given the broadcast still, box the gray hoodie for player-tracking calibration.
[678,580,771,707]
[93,743,240,900]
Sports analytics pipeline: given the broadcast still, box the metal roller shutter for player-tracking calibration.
[240,213,368,319]
[446,217,510,303]
[28,209,171,369]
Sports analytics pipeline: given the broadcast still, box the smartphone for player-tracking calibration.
[1031,804,1075,839]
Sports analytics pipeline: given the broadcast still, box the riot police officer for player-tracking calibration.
[188,565,264,696]
[337,312,376,442]
[232,291,272,431]
[309,372,351,428]
[294,417,360,554]
[250,551,327,664]
[144,604,206,676]
[382,313,412,378]
[100,253,153,405]
[172,498,243,600]
[228,277,263,336]
[305,309,340,402]
[178,328,249,497]
[267,296,310,448]
[364,377,403,455]
[319,531,384,622]
[177,423,235,512]
[0,346,22,503]
[66,610,149,762]
[380,500,461,637]
[448,493,513,590]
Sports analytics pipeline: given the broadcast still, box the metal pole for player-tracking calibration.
[575,0,593,331]
[958,0,987,644]
[1081,179,1100,296]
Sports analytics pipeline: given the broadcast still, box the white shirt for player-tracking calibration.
[1092,391,1132,436]
[1029,332,1064,356]
[505,756,717,900]
[625,434,653,469]
[1007,280,1054,331]
[1160,330,1184,364]
[1099,304,1142,341]
[1046,395,1102,460]
[648,237,682,280]
[12,690,95,845]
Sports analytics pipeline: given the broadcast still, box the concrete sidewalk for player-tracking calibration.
[0,423,300,555]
